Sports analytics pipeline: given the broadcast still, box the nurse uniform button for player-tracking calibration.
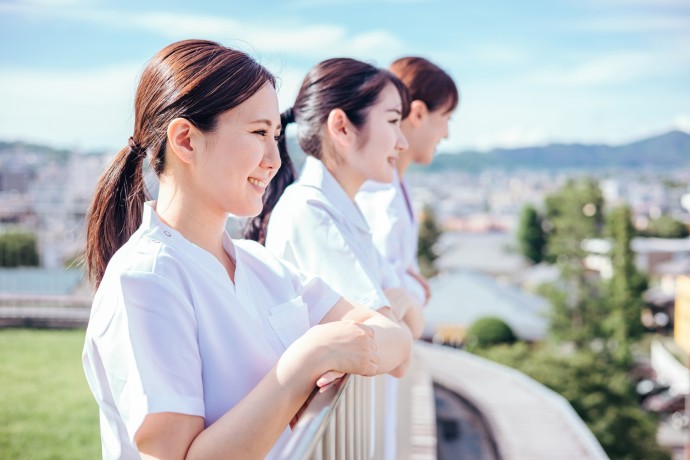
[163,231,172,237]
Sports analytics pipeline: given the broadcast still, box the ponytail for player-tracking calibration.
[85,140,148,287]
[244,109,296,244]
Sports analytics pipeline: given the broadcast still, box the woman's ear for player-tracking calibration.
[167,118,198,165]
[326,108,351,149]
[408,100,428,129]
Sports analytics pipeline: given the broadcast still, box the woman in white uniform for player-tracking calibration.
[245,58,425,460]
[356,57,459,306]
[82,40,412,460]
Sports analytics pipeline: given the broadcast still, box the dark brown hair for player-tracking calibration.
[390,56,459,114]
[244,58,410,243]
[85,39,275,287]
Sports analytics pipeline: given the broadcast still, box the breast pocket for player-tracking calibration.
[268,297,311,350]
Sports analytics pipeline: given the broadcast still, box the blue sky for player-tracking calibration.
[1,0,688,153]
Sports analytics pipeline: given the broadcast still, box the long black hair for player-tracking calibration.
[244,58,410,243]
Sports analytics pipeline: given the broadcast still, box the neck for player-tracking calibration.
[155,179,228,258]
[322,157,364,200]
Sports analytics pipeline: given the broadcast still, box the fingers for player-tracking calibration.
[317,371,345,387]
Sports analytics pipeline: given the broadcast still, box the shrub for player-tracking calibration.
[465,316,516,350]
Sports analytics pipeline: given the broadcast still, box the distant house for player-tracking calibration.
[582,237,690,281]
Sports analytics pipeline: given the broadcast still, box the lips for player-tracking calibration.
[248,177,268,188]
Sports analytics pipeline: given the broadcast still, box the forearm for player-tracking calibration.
[187,359,317,459]
[402,303,425,340]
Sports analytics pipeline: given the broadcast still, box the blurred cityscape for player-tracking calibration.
[1,130,690,458]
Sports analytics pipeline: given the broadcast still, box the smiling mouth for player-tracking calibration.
[387,156,398,166]
[248,177,268,188]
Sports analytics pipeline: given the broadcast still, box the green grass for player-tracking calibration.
[0,329,100,459]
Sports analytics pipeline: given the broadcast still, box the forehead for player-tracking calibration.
[372,82,402,110]
[221,83,280,124]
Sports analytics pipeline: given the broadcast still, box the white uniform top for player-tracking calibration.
[265,156,401,310]
[82,202,340,460]
[356,171,426,304]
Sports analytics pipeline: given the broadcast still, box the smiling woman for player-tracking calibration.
[81,39,412,460]
[246,57,425,460]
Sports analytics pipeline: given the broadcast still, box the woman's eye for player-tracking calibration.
[254,130,268,137]
[274,135,281,143]
[389,119,401,125]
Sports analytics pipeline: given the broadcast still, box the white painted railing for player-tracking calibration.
[279,374,375,460]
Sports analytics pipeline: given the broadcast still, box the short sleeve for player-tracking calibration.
[92,271,204,442]
[277,256,342,326]
[267,205,391,311]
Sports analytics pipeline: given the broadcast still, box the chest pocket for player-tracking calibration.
[268,297,311,349]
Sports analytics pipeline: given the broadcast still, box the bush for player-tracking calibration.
[465,317,516,350]
[0,230,40,267]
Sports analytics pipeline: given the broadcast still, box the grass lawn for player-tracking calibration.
[0,328,100,459]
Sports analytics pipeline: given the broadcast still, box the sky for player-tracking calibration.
[0,0,689,154]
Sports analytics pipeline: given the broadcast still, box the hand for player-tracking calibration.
[406,268,431,304]
[283,320,380,386]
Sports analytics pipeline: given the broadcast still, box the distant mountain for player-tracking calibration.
[420,130,690,172]
[3,130,688,173]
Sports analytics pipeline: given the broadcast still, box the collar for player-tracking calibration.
[140,201,238,284]
[298,156,371,234]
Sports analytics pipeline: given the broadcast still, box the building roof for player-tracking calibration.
[424,269,549,341]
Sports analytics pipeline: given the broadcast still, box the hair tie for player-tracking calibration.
[128,136,146,158]
[283,107,295,125]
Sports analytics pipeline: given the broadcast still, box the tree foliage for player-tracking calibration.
[417,204,442,278]
[516,204,546,264]
[475,343,671,460]
[604,205,648,363]
[639,215,689,239]
[0,230,40,267]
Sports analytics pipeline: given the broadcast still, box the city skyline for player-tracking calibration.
[1,0,689,154]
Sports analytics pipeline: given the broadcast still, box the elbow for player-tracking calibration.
[389,356,411,378]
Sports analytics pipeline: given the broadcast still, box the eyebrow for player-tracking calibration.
[249,118,282,132]
[385,108,402,115]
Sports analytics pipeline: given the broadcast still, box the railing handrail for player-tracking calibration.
[279,374,352,459]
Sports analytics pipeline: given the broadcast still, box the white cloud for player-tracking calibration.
[1,6,406,63]
[528,51,667,87]
[674,114,690,133]
[0,65,140,151]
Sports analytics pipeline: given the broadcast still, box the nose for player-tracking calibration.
[396,129,409,152]
[261,139,282,171]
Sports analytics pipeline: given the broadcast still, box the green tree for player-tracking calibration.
[417,204,442,278]
[0,230,40,267]
[641,215,689,238]
[603,205,648,364]
[540,179,606,346]
[517,204,546,264]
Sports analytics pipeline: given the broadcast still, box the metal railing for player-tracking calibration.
[280,374,376,460]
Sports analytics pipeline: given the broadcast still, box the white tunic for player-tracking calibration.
[356,171,426,304]
[265,156,401,309]
[82,202,340,460]
[265,156,402,460]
